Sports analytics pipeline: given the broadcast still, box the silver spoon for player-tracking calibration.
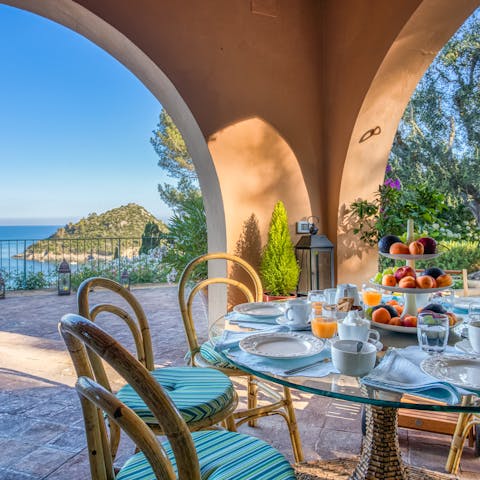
[356,341,363,353]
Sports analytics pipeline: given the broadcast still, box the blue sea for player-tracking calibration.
[0,225,61,277]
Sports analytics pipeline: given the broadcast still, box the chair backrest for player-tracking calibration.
[178,252,263,361]
[59,313,200,480]
[77,277,154,391]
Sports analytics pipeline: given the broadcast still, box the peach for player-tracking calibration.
[398,276,416,288]
[436,273,453,287]
[402,315,417,327]
[389,242,410,255]
[382,274,397,287]
[416,275,435,289]
[389,317,402,326]
[409,241,424,255]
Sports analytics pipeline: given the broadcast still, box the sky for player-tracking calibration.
[0,4,172,225]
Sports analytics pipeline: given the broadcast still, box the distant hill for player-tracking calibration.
[53,203,166,238]
[21,204,167,262]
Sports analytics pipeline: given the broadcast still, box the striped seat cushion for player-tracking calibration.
[116,430,295,480]
[199,341,237,369]
[116,367,234,424]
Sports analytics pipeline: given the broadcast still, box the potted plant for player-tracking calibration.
[260,201,300,301]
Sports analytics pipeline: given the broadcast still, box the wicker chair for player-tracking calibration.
[178,252,304,462]
[59,313,296,480]
[76,277,238,459]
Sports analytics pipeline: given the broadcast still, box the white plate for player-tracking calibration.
[370,281,450,294]
[372,317,463,335]
[455,339,476,355]
[233,302,285,318]
[239,332,324,359]
[421,354,480,391]
[379,252,440,260]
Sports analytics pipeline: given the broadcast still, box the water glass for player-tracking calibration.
[417,312,449,354]
[324,288,337,305]
[308,290,325,316]
[468,302,480,321]
[429,288,454,311]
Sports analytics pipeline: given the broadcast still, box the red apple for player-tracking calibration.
[417,237,437,254]
[394,266,416,282]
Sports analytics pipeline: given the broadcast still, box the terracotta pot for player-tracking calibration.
[263,292,297,302]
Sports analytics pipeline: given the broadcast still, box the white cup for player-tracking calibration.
[331,339,377,376]
[468,319,480,353]
[285,299,312,329]
[337,320,380,344]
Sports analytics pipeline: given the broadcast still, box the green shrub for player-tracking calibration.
[260,201,300,296]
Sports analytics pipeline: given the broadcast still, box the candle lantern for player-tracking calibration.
[295,234,334,296]
[120,269,130,290]
[0,273,5,299]
[57,260,71,296]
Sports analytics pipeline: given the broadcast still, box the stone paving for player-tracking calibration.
[0,285,479,479]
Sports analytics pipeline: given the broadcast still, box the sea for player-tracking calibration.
[0,225,61,277]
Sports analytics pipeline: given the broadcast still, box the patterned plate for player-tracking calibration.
[239,332,324,359]
[233,302,285,318]
[420,354,480,391]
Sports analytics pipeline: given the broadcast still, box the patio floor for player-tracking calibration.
[0,285,479,479]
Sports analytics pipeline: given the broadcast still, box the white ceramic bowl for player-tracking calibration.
[331,339,377,376]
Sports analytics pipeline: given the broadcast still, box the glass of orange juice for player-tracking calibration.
[362,284,382,307]
[311,305,338,339]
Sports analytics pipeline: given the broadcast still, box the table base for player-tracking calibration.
[295,405,458,480]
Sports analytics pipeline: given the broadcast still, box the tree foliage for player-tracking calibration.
[150,108,200,209]
[389,11,480,225]
[260,201,300,296]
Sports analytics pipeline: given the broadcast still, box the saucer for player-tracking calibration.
[455,339,476,355]
[276,316,311,331]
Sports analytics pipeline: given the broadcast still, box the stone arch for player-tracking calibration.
[337,0,479,285]
[1,0,226,256]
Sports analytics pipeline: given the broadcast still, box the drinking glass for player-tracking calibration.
[429,288,455,312]
[324,288,337,305]
[468,302,480,321]
[311,305,337,339]
[417,312,449,354]
[361,284,382,307]
[308,290,325,317]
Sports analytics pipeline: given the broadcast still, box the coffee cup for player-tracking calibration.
[331,339,377,376]
[337,319,380,344]
[468,320,480,353]
[285,299,311,330]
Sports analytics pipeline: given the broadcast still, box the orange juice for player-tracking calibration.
[311,317,337,338]
[312,302,323,315]
[362,290,382,307]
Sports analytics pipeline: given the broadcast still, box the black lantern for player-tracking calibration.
[0,272,5,300]
[295,234,335,296]
[57,260,71,296]
[120,269,130,290]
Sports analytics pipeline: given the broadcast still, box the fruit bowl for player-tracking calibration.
[369,281,449,294]
[379,252,440,261]
[372,317,463,335]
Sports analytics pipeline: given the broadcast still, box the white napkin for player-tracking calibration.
[361,346,463,404]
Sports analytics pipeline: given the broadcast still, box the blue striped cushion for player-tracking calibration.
[116,367,234,424]
[199,341,235,369]
[116,430,295,480]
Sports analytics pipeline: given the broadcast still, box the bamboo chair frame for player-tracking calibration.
[59,313,201,480]
[178,252,304,462]
[77,277,238,459]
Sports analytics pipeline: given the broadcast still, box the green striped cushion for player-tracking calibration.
[116,367,234,424]
[199,341,236,369]
[116,430,295,479]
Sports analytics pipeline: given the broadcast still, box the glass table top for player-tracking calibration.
[209,315,480,413]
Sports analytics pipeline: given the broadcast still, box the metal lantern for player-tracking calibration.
[0,273,5,299]
[295,234,334,296]
[57,260,71,296]
[120,269,130,290]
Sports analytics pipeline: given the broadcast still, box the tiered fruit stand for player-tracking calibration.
[371,220,452,332]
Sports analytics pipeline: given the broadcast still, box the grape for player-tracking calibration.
[373,272,383,283]
[382,268,394,276]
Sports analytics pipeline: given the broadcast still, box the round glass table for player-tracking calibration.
[209,316,480,480]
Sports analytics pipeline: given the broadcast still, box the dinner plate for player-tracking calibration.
[239,332,324,359]
[420,354,480,391]
[372,317,463,335]
[233,302,285,318]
